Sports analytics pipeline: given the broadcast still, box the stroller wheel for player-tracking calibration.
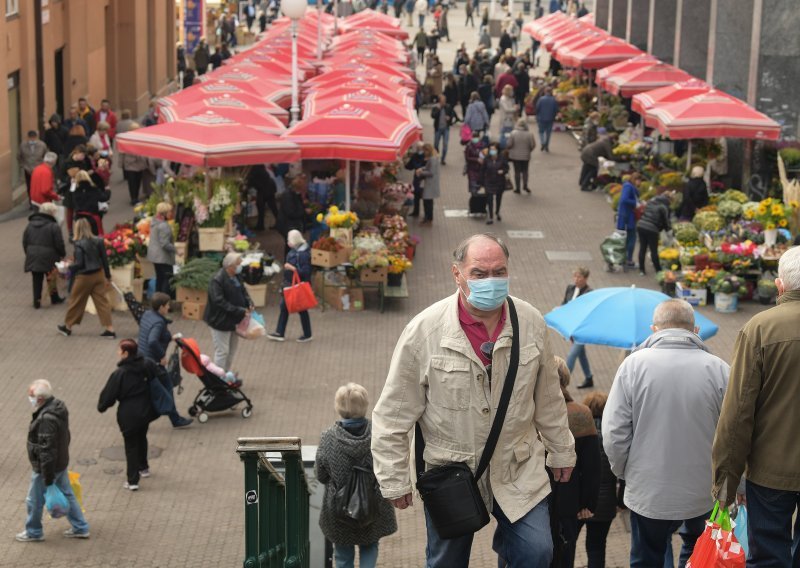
[242,407,253,419]
[188,406,198,417]
[198,412,209,424]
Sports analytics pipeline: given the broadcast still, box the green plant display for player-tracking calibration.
[170,257,220,291]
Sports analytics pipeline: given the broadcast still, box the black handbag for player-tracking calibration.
[415,298,520,540]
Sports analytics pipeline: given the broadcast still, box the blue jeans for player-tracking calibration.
[334,542,379,568]
[566,342,592,381]
[276,298,312,338]
[425,497,552,568]
[419,14,425,27]
[538,121,553,149]
[623,228,637,263]
[434,127,450,161]
[746,480,800,566]
[499,125,513,149]
[629,509,708,568]
[25,469,89,538]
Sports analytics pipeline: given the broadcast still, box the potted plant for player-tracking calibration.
[350,234,389,284]
[710,272,747,313]
[170,257,220,307]
[387,254,413,287]
[317,205,359,245]
[754,197,792,247]
[195,182,235,251]
[104,225,146,288]
[756,278,778,305]
[656,270,678,297]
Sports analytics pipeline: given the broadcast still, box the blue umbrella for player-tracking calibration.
[544,286,719,349]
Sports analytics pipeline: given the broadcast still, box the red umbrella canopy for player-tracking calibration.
[283,104,421,161]
[606,62,695,97]
[333,31,404,49]
[200,69,291,98]
[304,79,413,99]
[329,46,408,64]
[631,79,710,117]
[523,11,569,40]
[116,115,300,167]
[162,81,288,105]
[648,90,782,140]
[337,21,409,40]
[552,31,608,59]
[317,60,414,80]
[158,91,289,125]
[560,38,645,69]
[543,21,598,50]
[343,8,401,26]
[303,92,415,118]
[596,54,659,90]
[158,107,286,135]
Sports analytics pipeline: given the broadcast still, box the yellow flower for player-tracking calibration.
[316,213,323,222]
[764,198,773,205]
[779,219,788,227]
[790,200,799,209]
[758,205,767,215]
[766,222,776,230]
[671,264,679,270]
[330,205,339,214]
[771,205,783,216]
[744,210,755,219]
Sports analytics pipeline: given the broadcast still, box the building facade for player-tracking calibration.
[0,0,177,212]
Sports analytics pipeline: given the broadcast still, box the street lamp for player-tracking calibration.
[282,0,307,126]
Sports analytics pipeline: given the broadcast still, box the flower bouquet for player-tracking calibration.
[104,226,145,269]
[754,197,791,230]
[317,205,359,229]
[380,215,410,255]
[311,237,348,268]
[351,234,389,283]
[387,254,412,286]
[680,268,718,290]
[658,247,680,265]
[693,211,726,233]
[674,222,701,247]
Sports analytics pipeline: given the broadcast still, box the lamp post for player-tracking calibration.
[282,0,307,126]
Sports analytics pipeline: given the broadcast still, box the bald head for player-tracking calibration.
[652,299,695,331]
[453,233,509,267]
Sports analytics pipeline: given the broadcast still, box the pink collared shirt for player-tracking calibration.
[457,295,507,366]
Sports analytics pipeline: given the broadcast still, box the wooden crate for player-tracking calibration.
[176,287,208,304]
[182,301,206,320]
[311,248,348,268]
[245,283,269,308]
[360,266,388,284]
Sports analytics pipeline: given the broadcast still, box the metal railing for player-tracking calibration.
[236,437,311,568]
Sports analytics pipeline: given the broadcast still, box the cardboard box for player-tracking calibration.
[175,242,188,266]
[176,287,208,304]
[132,278,145,303]
[245,283,269,308]
[182,301,206,320]
[324,286,364,311]
[360,266,388,284]
[676,283,708,307]
[311,248,348,268]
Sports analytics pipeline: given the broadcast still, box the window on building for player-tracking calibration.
[6,0,20,17]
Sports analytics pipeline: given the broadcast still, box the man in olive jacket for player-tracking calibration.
[712,246,800,566]
[203,253,253,370]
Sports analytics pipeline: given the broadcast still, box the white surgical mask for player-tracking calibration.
[28,396,39,409]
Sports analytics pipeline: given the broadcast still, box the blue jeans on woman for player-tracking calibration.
[623,227,637,263]
[746,480,800,566]
[566,342,592,382]
[276,298,312,338]
[335,542,379,568]
[25,469,90,538]
[629,509,707,567]
[424,497,552,567]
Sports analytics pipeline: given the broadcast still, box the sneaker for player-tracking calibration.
[100,330,117,339]
[497,214,502,221]
[486,219,494,225]
[57,324,71,337]
[138,469,151,478]
[123,482,139,491]
[51,296,65,305]
[15,531,44,542]
[577,379,594,389]
[267,333,285,342]
[173,417,193,429]
[297,336,313,343]
[524,187,532,194]
[63,528,90,539]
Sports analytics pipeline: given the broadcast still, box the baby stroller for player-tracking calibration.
[175,337,254,423]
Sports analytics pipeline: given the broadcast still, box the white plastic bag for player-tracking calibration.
[235,312,266,339]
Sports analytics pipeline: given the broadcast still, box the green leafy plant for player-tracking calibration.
[170,257,220,291]
[717,199,743,220]
[709,271,747,296]
[693,211,726,232]
[779,147,800,169]
[674,222,700,245]
[720,189,748,204]
[757,278,778,297]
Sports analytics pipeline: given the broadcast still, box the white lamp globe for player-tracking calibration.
[282,0,307,20]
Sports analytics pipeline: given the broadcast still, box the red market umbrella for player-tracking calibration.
[175,79,286,104]
[560,37,645,69]
[304,80,414,99]
[524,11,569,40]
[605,62,695,97]
[303,93,416,118]
[327,47,408,64]
[596,54,659,90]
[337,22,409,40]
[631,79,710,117]
[158,107,286,135]
[158,91,289,125]
[201,68,292,97]
[333,31,404,49]
[648,90,782,140]
[543,21,600,49]
[116,116,300,167]
[552,31,608,59]
[342,8,401,27]
[317,60,414,80]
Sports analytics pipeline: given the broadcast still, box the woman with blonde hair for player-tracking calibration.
[147,202,176,295]
[315,383,397,568]
[58,218,115,338]
[88,121,113,163]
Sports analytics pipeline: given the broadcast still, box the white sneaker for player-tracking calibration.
[63,528,90,539]
[138,469,151,478]
[123,482,139,491]
[15,531,44,542]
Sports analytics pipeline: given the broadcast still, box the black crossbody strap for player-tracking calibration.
[474,297,519,481]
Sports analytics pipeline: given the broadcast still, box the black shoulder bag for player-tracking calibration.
[415,298,520,540]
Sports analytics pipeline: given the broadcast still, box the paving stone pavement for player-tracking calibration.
[0,6,765,568]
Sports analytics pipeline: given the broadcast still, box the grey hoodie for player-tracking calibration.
[602,328,730,519]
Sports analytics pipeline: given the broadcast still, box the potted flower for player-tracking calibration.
[317,205,359,245]
[311,237,347,268]
[754,197,791,247]
[171,257,220,315]
[350,234,389,284]
[756,278,778,305]
[656,269,678,297]
[387,254,413,287]
[195,182,235,251]
[709,271,747,313]
[104,225,146,288]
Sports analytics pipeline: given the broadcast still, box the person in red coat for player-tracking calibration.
[96,99,118,140]
[30,153,60,206]
[494,69,518,99]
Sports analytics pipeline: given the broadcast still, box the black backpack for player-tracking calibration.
[332,460,381,527]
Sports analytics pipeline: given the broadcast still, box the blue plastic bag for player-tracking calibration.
[734,504,749,556]
[45,485,69,519]
[251,312,265,327]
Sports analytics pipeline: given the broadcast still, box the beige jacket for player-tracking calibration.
[371,293,576,523]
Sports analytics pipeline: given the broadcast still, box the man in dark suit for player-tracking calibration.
[563,266,594,388]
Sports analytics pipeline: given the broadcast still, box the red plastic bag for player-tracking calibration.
[460,123,472,144]
[686,503,745,568]
[283,272,317,314]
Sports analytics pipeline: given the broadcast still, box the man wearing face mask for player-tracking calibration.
[203,253,254,370]
[17,380,90,542]
[372,233,576,567]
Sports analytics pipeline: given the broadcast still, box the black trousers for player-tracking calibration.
[423,198,434,221]
[579,163,598,191]
[25,170,33,204]
[512,160,530,192]
[31,271,49,303]
[637,228,661,273]
[487,192,503,219]
[416,47,425,65]
[410,182,423,216]
[125,170,143,203]
[577,520,613,568]
[154,263,173,296]
[255,189,278,230]
[122,425,149,485]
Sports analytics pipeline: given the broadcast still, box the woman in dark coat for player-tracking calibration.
[679,165,709,220]
[98,339,159,491]
[268,230,313,342]
[478,74,495,121]
[464,134,486,194]
[22,201,66,308]
[480,141,509,225]
[552,357,601,568]
[72,170,111,236]
[578,392,617,568]
[315,383,397,568]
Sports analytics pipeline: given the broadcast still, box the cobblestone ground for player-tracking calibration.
[0,6,764,568]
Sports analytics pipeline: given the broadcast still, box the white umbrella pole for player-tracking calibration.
[354,161,360,203]
[687,140,692,172]
[345,159,351,211]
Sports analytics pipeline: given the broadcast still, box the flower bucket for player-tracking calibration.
[764,228,778,247]
[110,263,135,289]
[387,272,403,287]
[198,227,226,251]
[714,292,739,313]
[330,228,353,246]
